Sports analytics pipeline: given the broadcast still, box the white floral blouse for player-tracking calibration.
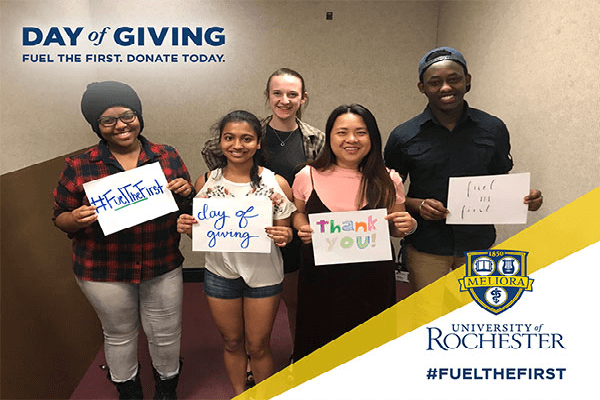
[196,167,296,288]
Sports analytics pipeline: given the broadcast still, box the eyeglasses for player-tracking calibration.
[97,110,137,127]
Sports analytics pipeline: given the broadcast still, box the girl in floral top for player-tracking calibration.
[177,110,294,395]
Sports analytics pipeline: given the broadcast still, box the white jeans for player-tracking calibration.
[76,267,183,382]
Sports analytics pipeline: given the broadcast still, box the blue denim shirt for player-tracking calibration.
[384,102,513,256]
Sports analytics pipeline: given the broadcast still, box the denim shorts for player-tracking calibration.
[203,269,283,300]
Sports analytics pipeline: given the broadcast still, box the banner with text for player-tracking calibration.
[446,173,530,225]
[309,208,392,266]
[82,162,178,236]
[192,197,273,253]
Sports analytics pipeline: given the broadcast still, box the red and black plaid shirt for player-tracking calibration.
[53,136,194,283]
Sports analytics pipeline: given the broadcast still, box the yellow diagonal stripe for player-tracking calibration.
[237,186,600,400]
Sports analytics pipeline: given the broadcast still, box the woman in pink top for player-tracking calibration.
[291,104,417,361]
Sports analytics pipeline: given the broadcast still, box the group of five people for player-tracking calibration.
[53,47,542,399]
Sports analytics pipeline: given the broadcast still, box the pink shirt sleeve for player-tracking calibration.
[389,169,406,205]
[292,165,313,203]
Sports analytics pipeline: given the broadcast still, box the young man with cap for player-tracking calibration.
[53,81,193,399]
[384,47,543,292]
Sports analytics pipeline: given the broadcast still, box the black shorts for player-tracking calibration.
[281,229,302,274]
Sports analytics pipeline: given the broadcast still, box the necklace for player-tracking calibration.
[272,128,295,147]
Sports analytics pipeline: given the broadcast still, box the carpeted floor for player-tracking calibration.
[70,281,413,399]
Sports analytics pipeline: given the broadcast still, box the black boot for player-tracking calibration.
[152,360,182,400]
[102,364,144,400]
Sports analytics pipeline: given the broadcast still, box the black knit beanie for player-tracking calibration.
[81,81,144,138]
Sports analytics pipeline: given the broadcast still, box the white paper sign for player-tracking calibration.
[82,162,179,236]
[446,173,530,225]
[309,208,392,266]
[192,197,273,253]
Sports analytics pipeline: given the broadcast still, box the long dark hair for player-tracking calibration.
[311,104,396,210]
[214,110,263,188]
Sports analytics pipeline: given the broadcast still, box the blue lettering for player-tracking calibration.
[22,27,83,46]
[43,27,66,46]
[239,231,256,249]
[148,27,169,45]
[171,27,178,46]
[147,179,165,196]
[112,26,225,47]
[235,206,258,228]
[132,179,164,198]
[23,27,42,45]
[207,230,217,248]
[206,229,257,249]
[132,180,148,198]
[114,27,135,46]
[427,327,446,350]
[118,187,132,203]
[89,191,110,213]
[205,26,225,46]
[137,27,144,46]
[22,26,225,47]
[197,203,229,229]
[114,194,129,206]
[181,27,202,45]
[63,27,84,45]
[119,184,136,202]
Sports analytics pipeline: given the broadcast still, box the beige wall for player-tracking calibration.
[436,0,600,242]
[1,0,436,176]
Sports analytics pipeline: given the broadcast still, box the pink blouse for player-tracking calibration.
[292,165,406,212]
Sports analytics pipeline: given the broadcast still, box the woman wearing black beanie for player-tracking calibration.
[53,81,193,400]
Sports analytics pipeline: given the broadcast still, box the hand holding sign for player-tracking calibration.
[297,224,314,244]
[177,213,197,236]
[524,189,543,211]
[419,198,449,220]
[384,210,417,237]
[68,204,99,231]
[166,177,193,197]
[265,226,292,247]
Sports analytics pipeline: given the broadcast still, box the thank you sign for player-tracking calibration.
[192,197,273,253]
[83,162,178,236]
[309,208,392,266]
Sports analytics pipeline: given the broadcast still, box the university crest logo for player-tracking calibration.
[458,250,533,315]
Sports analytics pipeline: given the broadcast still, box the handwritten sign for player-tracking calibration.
[82,162,179,236]
[192,197,273,253]
[446,173,530,225]
[309,208,392,266]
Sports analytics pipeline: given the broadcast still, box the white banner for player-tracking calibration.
[192,197,273,253]
[275,241,599,400]
[82,162,178,236]
[446,173,530,225]
[308,208,392,266]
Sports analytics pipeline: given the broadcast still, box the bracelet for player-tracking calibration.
[183,186,196,200]
[404,219,418,236]
[419,200,426,213]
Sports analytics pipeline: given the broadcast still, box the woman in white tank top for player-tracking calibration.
[177,110,295,395]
